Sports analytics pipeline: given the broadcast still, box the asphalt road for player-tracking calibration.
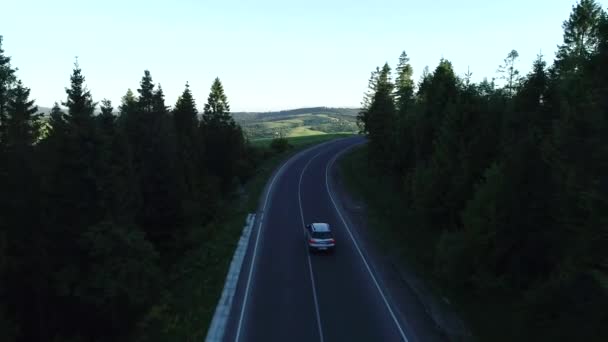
[222,137,441,342]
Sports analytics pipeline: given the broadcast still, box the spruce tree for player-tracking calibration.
[202,77,232,126]
[98,99,115,135]
[414,59,458,163]
[63,60,97,124]
[45,62,101,229]
[556,0,603,74]
[137,70,154,113]
[393,52,416,174]
[174,83,202,201]
[0,80,45,342]
[201,77,243,191]
[365,63,396,167]
[394,51,415,114]
[5,80,41,148]
[357,66,380,133]
[127,73,182,250]
[0,36,17,144]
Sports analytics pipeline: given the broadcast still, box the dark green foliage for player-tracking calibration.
[129,73,183,251]
[200,78,246,191]
[0,42,252,341]
[556,0,604,75]
[361,63,396,168]
[357,2,608,339]
[173,83,201,199]
[270,136,291,153]
[497,49,521,96]
[0,36,17,144]
[4,80,41,148]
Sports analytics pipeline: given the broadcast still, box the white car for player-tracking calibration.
[305,223,335,252]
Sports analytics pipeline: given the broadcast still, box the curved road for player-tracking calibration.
[222,137,441,342]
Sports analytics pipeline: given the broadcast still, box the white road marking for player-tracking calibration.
[298,151,325,342]
[325,143,410,342]
[206,214,256,342]
[234,152,298,341]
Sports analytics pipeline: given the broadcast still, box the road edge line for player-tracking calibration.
[325,143,410,342]
[206,213,256,342]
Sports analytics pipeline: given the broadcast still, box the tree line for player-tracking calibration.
[0,36,257,341]
[358,0,607,340]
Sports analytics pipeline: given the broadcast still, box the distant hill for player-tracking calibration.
[233,107,361,140]
[232,107,360,123]
[36,106,103,115]
[37,106,54,114]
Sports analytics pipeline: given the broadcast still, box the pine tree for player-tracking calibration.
[44,102,67,149]
[137,70,154,113]
[98,99,115,135]
[202,77,232,126]
[4,80,41,148]
[413,59,458,163]
[125,73,182,250]
[119,89,136,114]
[0,80,46,342]
[174,83,202,201]
[364,63,396,167]
[416,66,432,99]
[63,59,97,124]
[393,52,416,174]
[45,62,101,229]
[95,98,118,216]
[357,67,381,133]
[556,0,604,74]
[174,83,198,133]
[201,77,243,191]
[0,36,17,145]
[152,84,169,114]
[497,49,521,96]
[394,51,415,114]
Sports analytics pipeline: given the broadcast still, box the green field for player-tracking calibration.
[234,107,359,140]
[249,132,356,149]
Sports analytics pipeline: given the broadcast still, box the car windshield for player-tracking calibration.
[312,231,332,239]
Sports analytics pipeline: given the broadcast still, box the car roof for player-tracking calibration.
[311,223,330,232]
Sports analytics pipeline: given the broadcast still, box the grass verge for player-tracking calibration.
[249,133,355,149]
[133,133,356,342]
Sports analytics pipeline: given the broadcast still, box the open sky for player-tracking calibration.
[2,0,606,112]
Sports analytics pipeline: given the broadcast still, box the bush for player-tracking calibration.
[73,221,161,338]
[434,230,472,287]
[270,136,291,153]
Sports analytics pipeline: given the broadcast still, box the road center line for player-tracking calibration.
[298,150,325,342]
[234,140,341,342]
[325,143,410,342]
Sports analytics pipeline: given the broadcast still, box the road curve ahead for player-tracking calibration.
[223,137,411,342]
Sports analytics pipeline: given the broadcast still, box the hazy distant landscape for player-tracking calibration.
[232,107,360,139]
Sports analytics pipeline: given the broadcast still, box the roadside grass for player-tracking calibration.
[133,133,356,342]
[249,133,355,149]
[338,145,521,342]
